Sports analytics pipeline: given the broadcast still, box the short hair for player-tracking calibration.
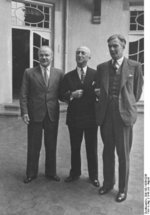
[38,46,53,56]
[76,46,91,58]
[107,34,126,48]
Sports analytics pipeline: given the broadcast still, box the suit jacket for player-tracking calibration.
[20,65,63,122]
[60,67,97,128]
[95,58,143,126]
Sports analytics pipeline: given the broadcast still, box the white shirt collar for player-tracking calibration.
[40,65,51,78]
[77,66,87,74]
[112,57,124,67]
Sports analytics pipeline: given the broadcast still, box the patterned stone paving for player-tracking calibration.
[0,113,143,215]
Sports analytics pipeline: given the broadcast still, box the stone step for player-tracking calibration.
[4,103,20,111]
[0,100,143,117]
[0,101,67,117]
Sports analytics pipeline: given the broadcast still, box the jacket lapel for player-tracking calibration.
[33,66,46,87]
[48,67,55,88]
[84,67,90,84]
[120,58,130,90]
[103,61,111,94]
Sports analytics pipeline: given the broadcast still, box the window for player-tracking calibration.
[130,10,144,31]
[11,0,52,30]
[129,6,144,73]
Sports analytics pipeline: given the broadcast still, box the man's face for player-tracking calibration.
[38,47,53,67]
[76,47,90,67]
[108,38,124,60]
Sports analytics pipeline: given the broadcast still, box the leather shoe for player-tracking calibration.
[90,179,100,187]
[99,186,113,195]
[24,177,36,184]
[64,175,79,182]
[116,192,126,202]
[46,175,60,182]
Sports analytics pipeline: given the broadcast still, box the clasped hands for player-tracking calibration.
[71,89,84,99]
[70,88,100,100]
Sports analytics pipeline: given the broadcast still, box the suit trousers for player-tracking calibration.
[26,112,59,178]
[68,125,98,180]
[100,98,132,194]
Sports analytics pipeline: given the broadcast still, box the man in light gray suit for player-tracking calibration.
[20,46,63,183]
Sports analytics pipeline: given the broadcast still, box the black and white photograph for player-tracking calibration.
[0,0,145,214]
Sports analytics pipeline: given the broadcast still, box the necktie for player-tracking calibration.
[112,60,119,75]
[80,68,85,84]
[43,67,49,86]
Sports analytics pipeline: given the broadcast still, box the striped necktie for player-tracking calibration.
[112,60,120,75]
[80,68,85,84]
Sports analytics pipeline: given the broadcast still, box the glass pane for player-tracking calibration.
[44,7,49,14]
[129,55,137,61]
[25,7,44,24]
[139,51,144,64]
[42,38,49,46]
[38,22,43,28]
[130,24,136,31]
[45,14,49,21]
[31,4,36,8]
[31,24,36,27]
[130,17,135,24]
[131,11,137,16]
[142,65,144,75]
[33,47,39,61]
[25,23,30,26]
[129,41,138,55]
[34,33,40,47]
[138,25,144,30]
[44,22,49,28]
[139,38,144,50]
[136,13,144,30]
[38,5,43,11]
[34,61,39,67]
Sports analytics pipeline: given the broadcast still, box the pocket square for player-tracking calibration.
[128,74,133,77]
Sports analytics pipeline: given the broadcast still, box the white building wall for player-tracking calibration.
[0,0,143,104]
[66,0,129,72]
[53,0,65,70]
[0,0,12,104]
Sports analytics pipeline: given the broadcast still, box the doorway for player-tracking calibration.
[11,1,54,99]
[12,28,30,98]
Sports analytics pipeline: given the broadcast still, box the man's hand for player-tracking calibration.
[22,114,30,125]
[71,89,84,99]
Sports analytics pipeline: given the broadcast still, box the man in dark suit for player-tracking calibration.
[20,46,63,183]
[60,46,99,187]
[95,34,143,202]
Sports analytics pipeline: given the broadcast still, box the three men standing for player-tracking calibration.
[20,46,63,183]
[61,46,99,187]
[95,34,143,202]
[20,35,143,203]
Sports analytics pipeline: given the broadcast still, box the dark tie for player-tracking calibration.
[80,68,85,84]
[44,68,49,86]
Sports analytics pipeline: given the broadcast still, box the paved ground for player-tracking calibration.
[0,112,144,215]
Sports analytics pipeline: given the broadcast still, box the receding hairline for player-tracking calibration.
[76,46,91,56]
[38,46,53,55]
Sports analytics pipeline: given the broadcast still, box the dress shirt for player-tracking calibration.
[112,56,124,70]
[40,65,51,79]
[77,66,87,80]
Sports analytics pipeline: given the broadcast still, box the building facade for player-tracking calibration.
[0,0,144,104]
